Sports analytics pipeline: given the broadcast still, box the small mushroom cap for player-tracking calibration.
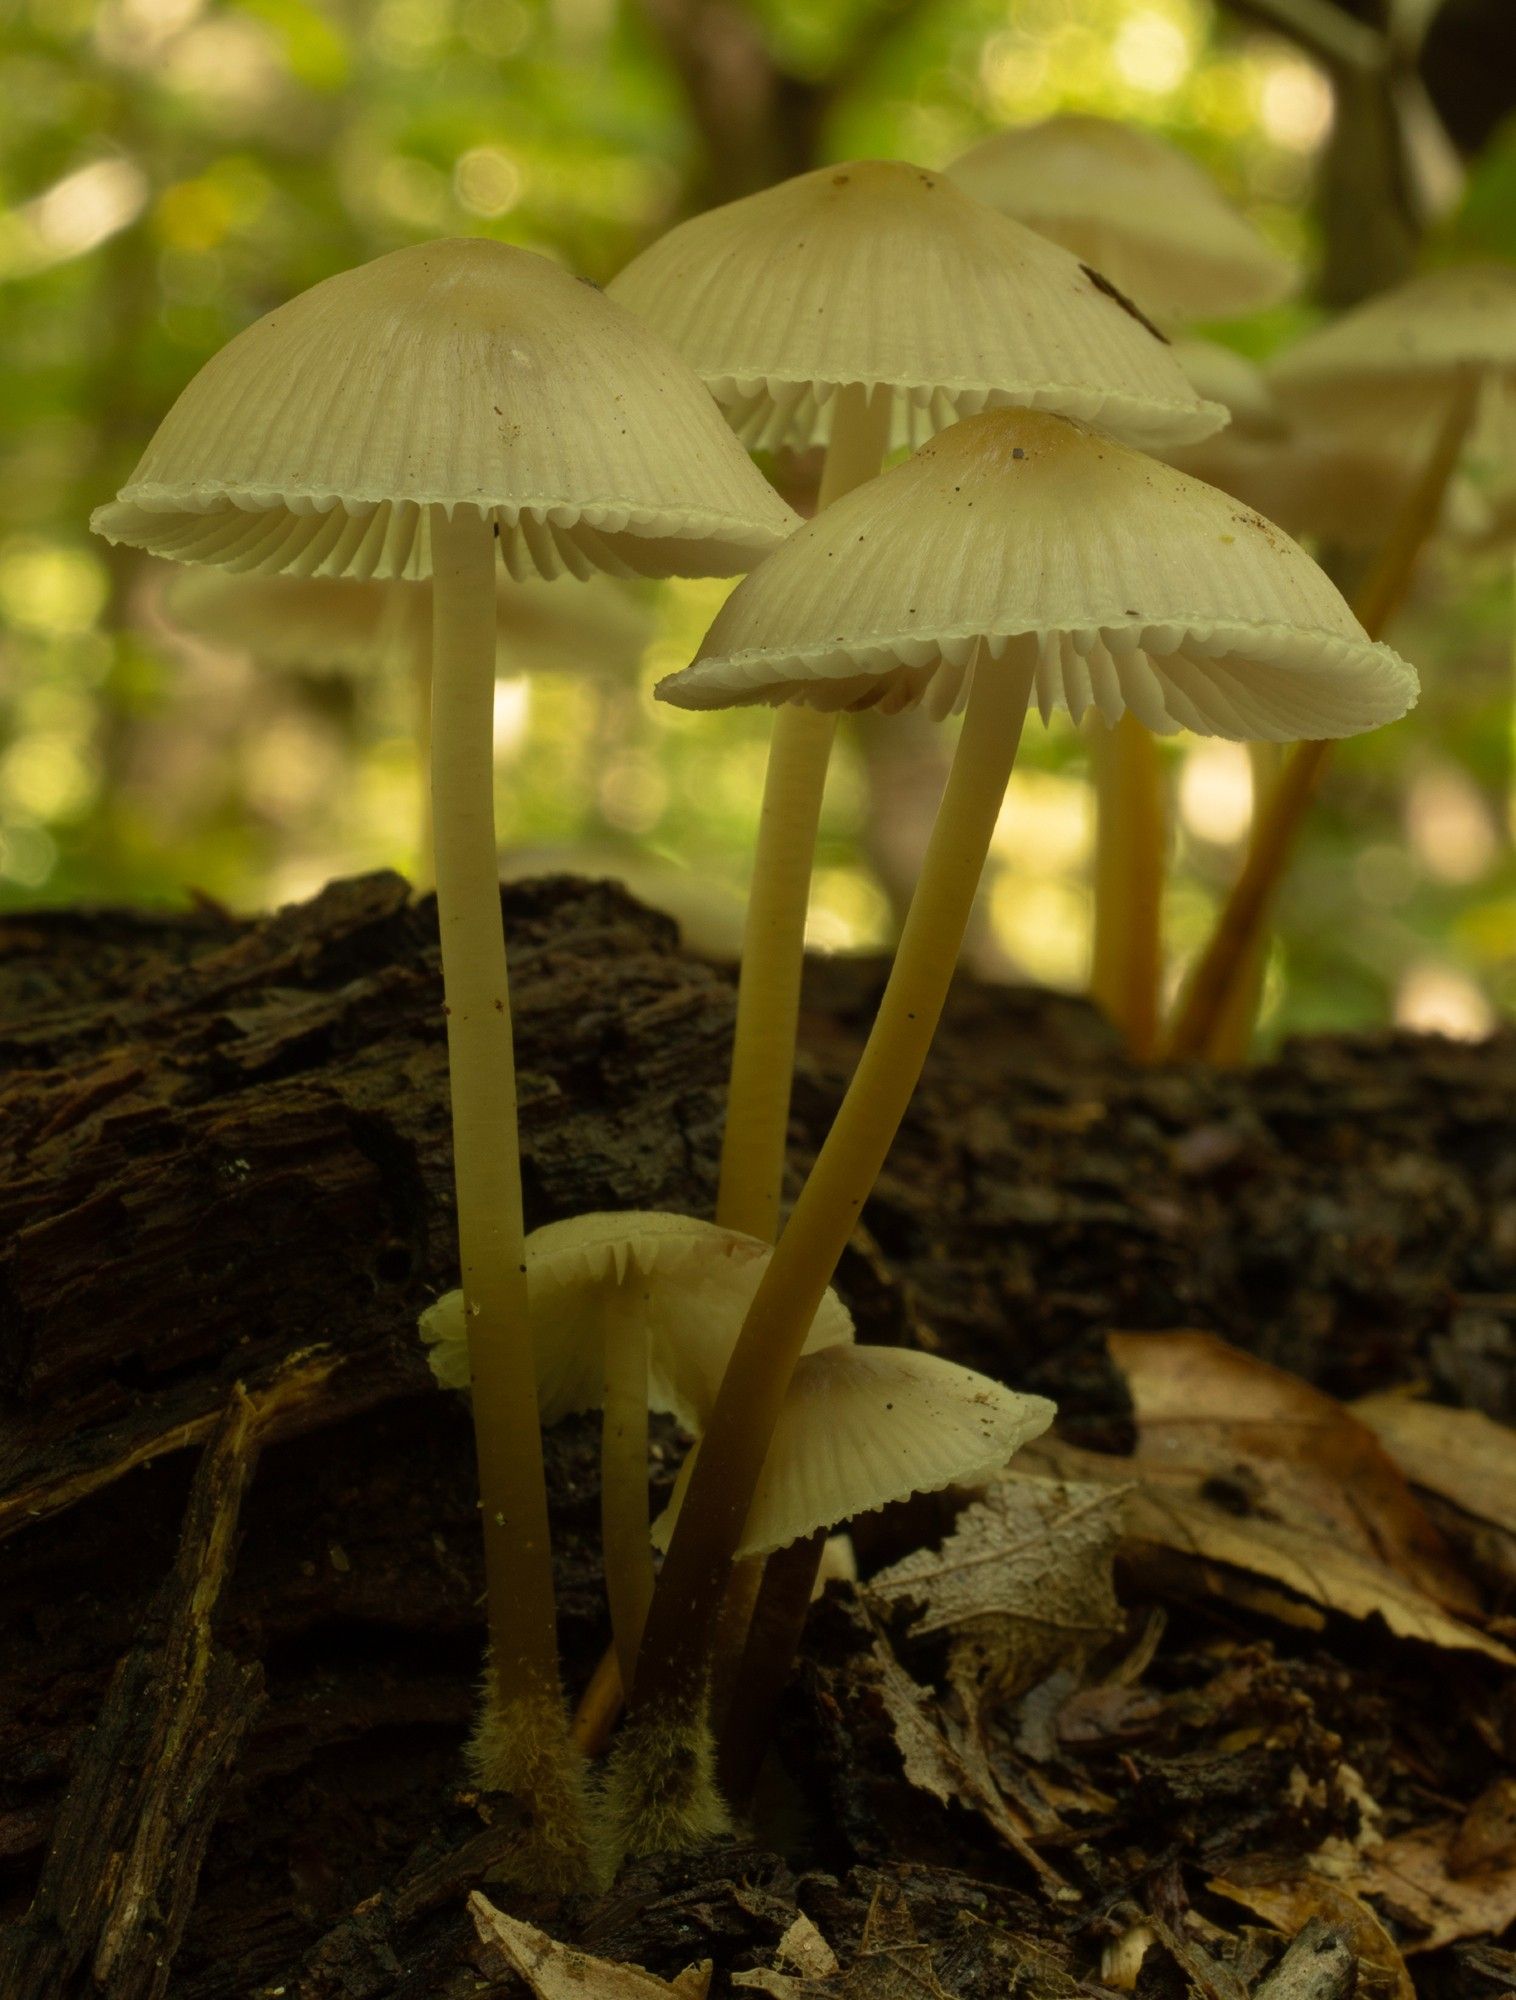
[606,159,1222,453]
[91,238,798,583]
[1268,264,1516,434]
[947,115,1296,325]
[164,568,652,678]
[654,1346,1056,1558]
[658,406,1418,742]
[419,1211,853,1430]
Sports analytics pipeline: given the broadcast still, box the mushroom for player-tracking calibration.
[162,567,651,881]
[618,406,1417,1853]
[947,119,1297,1061]
[946,114,1296,328]
[420,1209,853,1696]
[426,1206,1049,1855]
[92,238,797,1886]
[608,159,1222,1246]
[1166,261,1516,1061]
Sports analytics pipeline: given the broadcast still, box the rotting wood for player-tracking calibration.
[0,1390,266,2000]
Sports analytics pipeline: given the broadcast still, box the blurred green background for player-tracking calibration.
[3,0,1516,1044]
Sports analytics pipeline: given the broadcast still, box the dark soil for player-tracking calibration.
[1,872,1512,1999]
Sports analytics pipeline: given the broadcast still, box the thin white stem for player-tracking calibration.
[601,1283,653,1693]
[715,382,893,1244]
[635,641,1037,1713]
[429,503,560,1710]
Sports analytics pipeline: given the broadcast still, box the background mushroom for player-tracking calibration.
[1166,261,1516,1062]
[608,158,1222,1243]
[622,405,1418,1853]
[948,115,1298,1059]
[92,236,797,1886]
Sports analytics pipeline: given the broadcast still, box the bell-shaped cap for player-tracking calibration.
[947,116,1296,325]
[1269,264,1516,439]
[658,407,1419,742]
[419,1210,853,1430]
[164,567,652,678]
[605,160,1222,453]
[654,1346,1055,1558]
[91,239,798,584]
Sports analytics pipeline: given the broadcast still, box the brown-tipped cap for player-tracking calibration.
[606,160,1222,453]
[948,115,1296,325]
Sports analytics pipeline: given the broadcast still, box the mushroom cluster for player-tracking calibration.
[93,140,1433,1889]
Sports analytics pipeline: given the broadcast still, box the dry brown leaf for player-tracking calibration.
[734,1884,952,2000]
[863,1621,1070,1892]
[1110,1332,1479,1613]
[1025,1435,1513,1665]
[470,1893,711,1998]
[866,1473,1126,1700]
[1355,1393,1516,1538]
[1124,1479,1514,1662]
[1346,1808,1516,1955]
[1208,1874,1414,2000]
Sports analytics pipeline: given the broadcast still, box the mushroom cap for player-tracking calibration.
[1269,264,1516,434]
[164,567,652,677]
[605,159,1222,453]
[658,406,1418,742]
[419,1210,854,1429]
[1173,339,1286,443]
[654,1346,1056,1558]
[91,238,798,584]
[947,115,1295,326]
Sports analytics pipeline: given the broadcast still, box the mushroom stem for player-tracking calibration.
[411,611,435,889]
[1203,740,1281,1066]
[429,502,564,1743]
[1088,712,1164,1059]
[631,641,1035,1733]
[1163,365,1480,1062]
[715,1529,826,1805]
[601,1283,654,1692]
[715,383,892,1244]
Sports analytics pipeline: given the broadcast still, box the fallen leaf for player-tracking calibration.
[1209,1873,1414,2000]
[867,1473,1126,1701]
[470,1893,711,1997]
[1354,1393,1516,1589]
[862,1617,1071,1891]
[1111,1332,1479,1613]
[1349,1811,1516,1955]
[1024,1436,1514,1665]
[775,1915,839,1979]
[733,1883,952,1999]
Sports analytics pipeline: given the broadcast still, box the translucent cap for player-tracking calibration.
[659,406,1418,742]
[947,115,1296,325]
[606,160,1222,453]
[419,1210,853,1430]
[655,1347,1056,1557]
[91,238,798,584]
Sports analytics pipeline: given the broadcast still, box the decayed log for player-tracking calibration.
[2,871,1515,1998]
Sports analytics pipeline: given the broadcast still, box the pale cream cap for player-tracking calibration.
[654,1346,1055,1557]
[419,1210,853,1429]
[606,160,1222,453]
[659,406,1418,742]
[947,115,1295,325]
[92,239,798,583]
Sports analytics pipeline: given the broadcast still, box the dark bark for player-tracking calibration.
[2,872,1513,1997]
